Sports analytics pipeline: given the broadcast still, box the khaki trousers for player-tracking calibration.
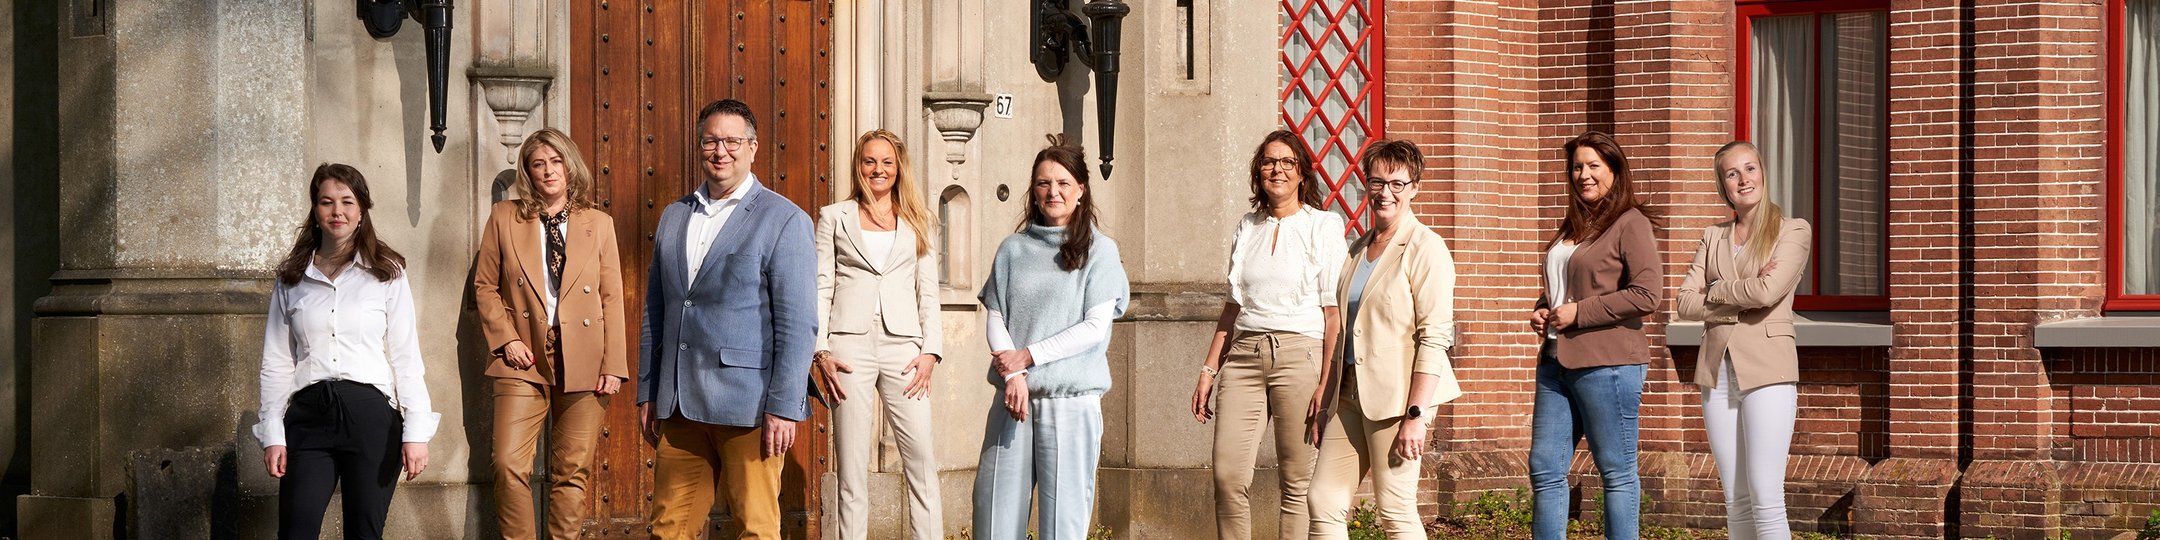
[491,378,607,540]
[1212,331,1321,540]
[1308,374,1426,540]
[829,315,942,540]
[649,417,785,539]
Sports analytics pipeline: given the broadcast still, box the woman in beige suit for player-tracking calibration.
[472,128,628,539]
[1306,139,1460,540]
[1676,141,1811,540]
[812,129,944,540]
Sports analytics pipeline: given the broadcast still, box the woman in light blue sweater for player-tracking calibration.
[974,137,1131,540]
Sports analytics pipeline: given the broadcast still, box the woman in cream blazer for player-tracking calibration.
[812,129,945,540]
[1676,141,1812,540]
[472,128,627,539]
[1306,139,1459,540]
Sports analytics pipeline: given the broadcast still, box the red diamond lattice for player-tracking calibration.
[1281,0,1384,235]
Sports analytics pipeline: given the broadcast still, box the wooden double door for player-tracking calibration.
[569,0,835,537]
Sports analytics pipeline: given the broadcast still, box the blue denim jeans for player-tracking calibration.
[1528,341,1645,540]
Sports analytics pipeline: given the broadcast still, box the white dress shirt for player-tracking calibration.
[1226,206,1349,339]
[686,176,758,282]
[254,260,441,447]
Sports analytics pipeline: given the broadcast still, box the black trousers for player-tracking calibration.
[279,380,403,540]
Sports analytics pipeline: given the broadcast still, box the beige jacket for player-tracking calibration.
[1321,218,1462,423]
[1675,218,1812,391]
[813,200,943,357]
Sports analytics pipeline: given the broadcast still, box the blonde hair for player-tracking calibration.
[846,129,936,256]
[513,128,598,219]
[1713,141,1784,265]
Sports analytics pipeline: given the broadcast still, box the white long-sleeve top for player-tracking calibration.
[985,300,1119,378]
[254,260,441,447]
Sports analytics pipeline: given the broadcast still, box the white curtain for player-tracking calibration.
[1752,15,1815,295]
[1821,12,1887,296]
[2130,0,2160,295]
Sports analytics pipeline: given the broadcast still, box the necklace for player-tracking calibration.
[863,204,897,231]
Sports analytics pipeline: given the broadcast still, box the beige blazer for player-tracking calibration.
[1676,218,1812,391]
[473,201,629,392]
[1320,218,1462,424]
[813,200,943,357]
[1534,208,1663,369]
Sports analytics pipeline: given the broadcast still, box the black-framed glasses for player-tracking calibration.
[1258,157,1302,170]
[1364,179,1413,193]
[699,137,755,152]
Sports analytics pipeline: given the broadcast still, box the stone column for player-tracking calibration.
[19,1,307,538]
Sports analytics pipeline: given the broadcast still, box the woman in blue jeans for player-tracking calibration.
[1526,131,1662,540]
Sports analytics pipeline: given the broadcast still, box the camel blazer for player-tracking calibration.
[812,200,943,357]
[1675,218,1812,391]
[1535,208,1662,369]
[473,201,629,392]
[1320,218,1462,424]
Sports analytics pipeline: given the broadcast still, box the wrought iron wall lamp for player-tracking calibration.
[358,0,455,153]
[1031,0,1129,179]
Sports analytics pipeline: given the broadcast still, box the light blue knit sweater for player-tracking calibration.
[977,224,1131,398]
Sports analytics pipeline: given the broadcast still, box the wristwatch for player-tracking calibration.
[1405,405,1424,420]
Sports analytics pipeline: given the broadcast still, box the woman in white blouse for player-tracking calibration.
[255,163,438,540]
[1191,129,1346,540]
[811,129,946,540]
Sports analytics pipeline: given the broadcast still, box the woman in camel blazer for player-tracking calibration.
[1676,141,1812,540]
[812,129,945,540]
[1526,131,1662,540]
[472,128,628,540]
[1306,139,1459,540]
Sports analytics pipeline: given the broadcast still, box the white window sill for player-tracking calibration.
[2034,315,2160,348]
[1666,311,1892,347]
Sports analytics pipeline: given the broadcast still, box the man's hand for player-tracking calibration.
[762,414,798,458]
[639,402,658,445]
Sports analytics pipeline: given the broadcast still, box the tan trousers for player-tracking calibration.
[1212,331,1321,540]
[649,417,785,540]
[830,316,942,540]
[491,378,607,540]
[1308,375,1426,540]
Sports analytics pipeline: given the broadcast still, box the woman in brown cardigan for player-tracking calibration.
[1526,131,1661,540]
[473,128,628,539]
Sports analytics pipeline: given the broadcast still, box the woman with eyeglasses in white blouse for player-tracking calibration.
[255,163,438,540]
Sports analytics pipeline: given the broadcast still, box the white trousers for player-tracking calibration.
[973,394,1104,540]
[830,318,942,540]
[1701,358,1796,540]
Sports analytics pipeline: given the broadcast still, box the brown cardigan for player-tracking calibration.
[1536,208,1662,369]
[473,201,629,392]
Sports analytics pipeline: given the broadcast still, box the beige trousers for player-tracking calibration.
[491,378,607,540]
[1212,331,1321,540]
[1308,373,1426,540]
[829,315,943,540]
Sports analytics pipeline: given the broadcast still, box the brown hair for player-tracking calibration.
[846,129,937,256]
[1248,130,1325,210]
[1713,141,1786,264]
[1551,131,1652,247]
[1021,134,1101,272]
[275,163,407,285]
[1357,138,1424,184]
[512,128,598,219]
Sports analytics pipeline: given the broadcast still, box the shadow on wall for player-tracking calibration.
[454,248,501,539]
[395,28,427,226]
[7,0,64,535]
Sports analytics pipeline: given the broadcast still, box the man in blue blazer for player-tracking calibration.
[638,99,817,539]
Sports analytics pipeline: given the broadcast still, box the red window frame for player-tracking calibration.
[2107,0,2160,310]
[1734,0,1892,311]
[1281,0,1386,235]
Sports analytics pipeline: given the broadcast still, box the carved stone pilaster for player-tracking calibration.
[468,65,554,163]
[923,91,993,167]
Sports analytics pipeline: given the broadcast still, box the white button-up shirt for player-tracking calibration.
[1226,206,1349,339]
[253,260,441,447]
[686,176,757,282]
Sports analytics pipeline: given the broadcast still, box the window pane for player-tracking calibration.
[1751,15,1816,294]
[1283,0,1379,234]
[1818,12,1887,297]
[2129,0,2160,294]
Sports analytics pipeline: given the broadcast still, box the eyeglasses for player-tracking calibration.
[1258,157,1302,170]
[699,137,755,152]
[1364,179,1414,193]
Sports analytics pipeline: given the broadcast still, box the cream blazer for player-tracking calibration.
[1321,218,1462,424]
[813,199,943,357]
[1675,218,1812,391]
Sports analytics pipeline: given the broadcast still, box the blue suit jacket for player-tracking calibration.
[638,180,819,426]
